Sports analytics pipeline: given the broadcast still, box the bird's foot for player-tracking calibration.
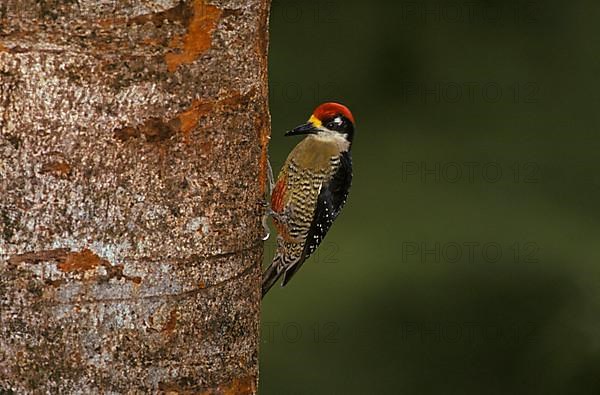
[261,211,271,241]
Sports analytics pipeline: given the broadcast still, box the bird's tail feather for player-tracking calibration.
[263,242,304,297]
[262,260,282,298]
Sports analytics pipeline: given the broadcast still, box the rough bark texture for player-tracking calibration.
[0,0,270,393]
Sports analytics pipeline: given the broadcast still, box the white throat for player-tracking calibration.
[312,130,350,152]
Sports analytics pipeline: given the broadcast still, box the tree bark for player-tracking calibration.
[0,0,270,393]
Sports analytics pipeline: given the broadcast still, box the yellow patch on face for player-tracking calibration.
[308,115,322,128]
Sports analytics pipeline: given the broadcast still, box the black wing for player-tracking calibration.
[282,151,352,285]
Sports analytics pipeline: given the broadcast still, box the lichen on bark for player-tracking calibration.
[0,0,270,393]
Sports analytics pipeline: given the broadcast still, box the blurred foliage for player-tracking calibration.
[261,0,600,393]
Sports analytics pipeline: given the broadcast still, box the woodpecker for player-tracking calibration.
[262,102,355,297]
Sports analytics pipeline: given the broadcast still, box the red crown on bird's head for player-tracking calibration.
[312,102,355,125]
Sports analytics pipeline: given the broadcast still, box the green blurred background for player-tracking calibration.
[260,0,600,393]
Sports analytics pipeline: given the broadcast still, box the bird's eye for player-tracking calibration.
[326,117,344,130]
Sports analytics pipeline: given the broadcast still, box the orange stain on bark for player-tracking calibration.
[161,310,178,335]
[165,0,222,72]
[199,376,256,395]
[113,91,252,145]
[41,161,71,178]
[178,99,213,142]
[57,249,105,273]
[176,91,251,143]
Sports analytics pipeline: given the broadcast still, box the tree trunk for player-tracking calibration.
[0,0,270,393]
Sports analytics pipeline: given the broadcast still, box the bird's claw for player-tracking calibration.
[262,212,271,241]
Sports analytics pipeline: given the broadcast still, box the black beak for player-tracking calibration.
[285,122,319,137]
